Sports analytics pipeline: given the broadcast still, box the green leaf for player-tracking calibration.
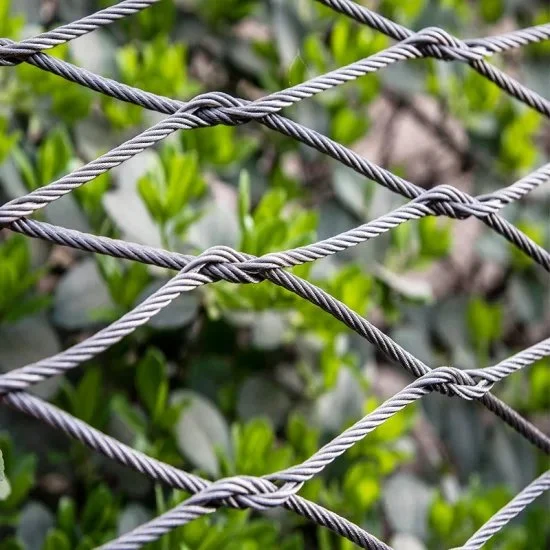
[138,174,165,224]
[136,348,169,423]
[72,368,103,425]
[81,485,114,534]
[480,0,504,23]
[466,297,502,356]
[331,107,368,145]
[238,170,253,234]
[418,216,452,259]
[43,530,71,550]
[429,495,454,537]
[37,127,73,186]
[57,497,76,537]
[345,464,380,511]
[0,450,10,501]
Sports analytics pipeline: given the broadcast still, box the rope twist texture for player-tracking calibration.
[0,1,548,548]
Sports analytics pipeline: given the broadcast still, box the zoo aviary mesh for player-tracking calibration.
[0,0,549,548]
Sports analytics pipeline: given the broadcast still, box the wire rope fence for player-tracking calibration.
[0,0,549,548]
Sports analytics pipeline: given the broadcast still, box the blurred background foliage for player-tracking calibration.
[0,0,549,548]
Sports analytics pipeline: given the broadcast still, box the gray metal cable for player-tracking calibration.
[2,391,390,550]
[457,471,550,550]
[0,0,159,64]
[95,367,495,549]
[0,1,549,548]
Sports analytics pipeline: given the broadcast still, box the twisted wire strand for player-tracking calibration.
[0,0,549,548]
[457,471,550,550]
[0,0,159,64]
[95,367,508,549]
[315,0,550,54]
[2,391,390,550]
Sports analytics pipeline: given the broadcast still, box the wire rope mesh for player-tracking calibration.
[0,0,548,548]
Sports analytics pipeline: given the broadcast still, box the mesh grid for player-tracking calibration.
[0,1,548,548]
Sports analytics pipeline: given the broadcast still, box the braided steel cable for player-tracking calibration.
[457,471,550,550]
[0,0,549,549]
[0,0,159,64]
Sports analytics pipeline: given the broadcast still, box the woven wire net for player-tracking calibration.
[0,0,549,548]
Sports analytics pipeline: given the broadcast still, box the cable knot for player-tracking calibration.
[183,91,251,126]
[418,184,498,220]
[406,27,484,63]
[0,38,23,67]
[182,245,262,284]
[187,475,302,511]
[430,366,494,400]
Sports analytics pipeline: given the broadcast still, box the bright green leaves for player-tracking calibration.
[466,297,503,360]
[330,107,369,146]
[35,128,73,187]
[96,256,151,313]
[15,44,92,122]
[154,508,303,550]
[343,462,381,512]
[0,235,50,324]
[42,488,119,548]
[194,0,258,26]
[379,0,427,26]
[73,172,111,228]
[238,173,318,256]
[329,19,385,102]
[12,126,73,191]
[0,435,36,521]
[61,367,107,428]
[120,37,199,99]
[0,449,10,502]
[0,0,23,41]
[180,125,258,168]
[0,118,19,165]
[499,109,542,174]
[136,348,170,426]
[527,359,550,411]
[479,0,504,23]
[330,19,388,68]
[429,483,514,549]
[510,220,546,270]
[137,144,206,245]
[228,418,294,476]
[418,216,452,260]
[103,37,200,129]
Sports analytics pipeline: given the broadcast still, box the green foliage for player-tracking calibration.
[180,126,258,168]
[42,488,120,548]
[418,216,452,260]
[427,480,545,549]
[466,297,503,360]
[330,106,369,145]
[239,175,318,256]
[60,367,108,428]
[14,45,92,122]
[137,143,206,245]
[1,1,549,549]
[509,220,546,270]
[0,435,36,524]
[103,37,200,129]
[149,508,303,550]
[499,109,541,173]
[97,255,151,313]
[0,117,19,165]
[0,0,24,40]
[12,127,73,190]
[0,235,50,323]
[227,418,294,476]
[479,0,505,23]
[193,0,258,26]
